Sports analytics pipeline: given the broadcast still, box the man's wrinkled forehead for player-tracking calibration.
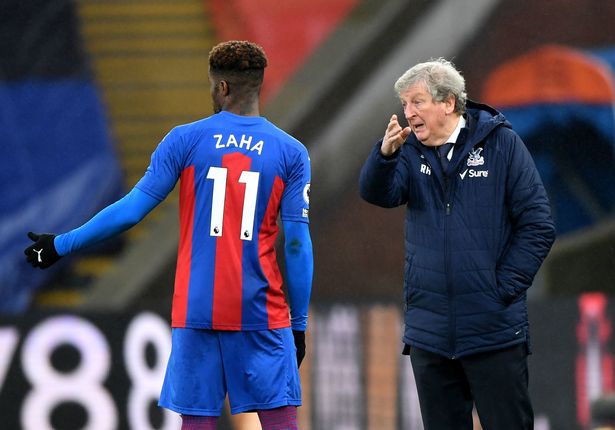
[398,81,431,101]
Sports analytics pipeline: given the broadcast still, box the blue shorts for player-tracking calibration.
[159,327,301,415]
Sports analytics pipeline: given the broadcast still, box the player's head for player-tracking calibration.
[394,58,466,115]
[208,40,268,113]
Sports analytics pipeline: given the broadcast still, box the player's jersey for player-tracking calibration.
[135,111,311,330]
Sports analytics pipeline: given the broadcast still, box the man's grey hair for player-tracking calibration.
[394,58,467,114]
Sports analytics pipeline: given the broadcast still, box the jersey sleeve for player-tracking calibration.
[283,220,313,330]
[134,127,186,200]
[54,187,160,256]
[280,145,311,223]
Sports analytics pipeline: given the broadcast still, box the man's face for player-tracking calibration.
[208,69,223,113]
[399,82,454,147]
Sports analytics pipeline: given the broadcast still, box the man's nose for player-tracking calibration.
[404,104,415,118]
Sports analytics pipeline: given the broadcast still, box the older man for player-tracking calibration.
[359,58,555,430]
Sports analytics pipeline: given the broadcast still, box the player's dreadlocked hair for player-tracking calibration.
[209,40,268,96]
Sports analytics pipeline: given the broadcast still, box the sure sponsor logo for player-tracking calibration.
[459,169,488,180]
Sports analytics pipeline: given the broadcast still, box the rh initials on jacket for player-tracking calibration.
[359,100,556,358]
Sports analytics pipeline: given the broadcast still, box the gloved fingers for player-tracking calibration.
[292,330,306,368]
[26,255,39,267]
[23,232,60,269]
[297,351,305,368]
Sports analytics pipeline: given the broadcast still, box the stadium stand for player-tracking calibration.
[482,45,615,234]
[30,0,216,309]
[0,0,123,313]
[482,45,615,296]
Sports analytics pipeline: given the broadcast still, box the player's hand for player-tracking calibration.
[381,114,411,157]
[292,330,306,368]
[24,232,61,269]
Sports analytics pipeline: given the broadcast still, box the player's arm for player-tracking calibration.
[280,142,312,367]
[25,127,186,269]
[283,219,313,368]
[24,187,161,269]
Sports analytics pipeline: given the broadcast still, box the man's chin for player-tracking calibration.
[414,132,429,145]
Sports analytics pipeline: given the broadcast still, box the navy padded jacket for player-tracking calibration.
[359,101,556,358]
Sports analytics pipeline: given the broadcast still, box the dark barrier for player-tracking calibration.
[1,296,613,429]
[0,312,179,430]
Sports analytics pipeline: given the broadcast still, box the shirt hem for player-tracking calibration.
[171,319,291,331]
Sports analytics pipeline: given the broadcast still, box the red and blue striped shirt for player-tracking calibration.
[136,111,311,331]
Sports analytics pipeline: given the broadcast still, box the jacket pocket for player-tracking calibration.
[491,269,520,306]
[403,254,416,306]
[488,269,507,305]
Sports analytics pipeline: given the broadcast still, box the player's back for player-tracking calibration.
[165,111,310,331]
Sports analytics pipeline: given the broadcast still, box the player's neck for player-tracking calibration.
[223,99,260,117]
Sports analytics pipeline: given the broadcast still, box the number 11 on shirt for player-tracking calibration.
[206,166,260,241]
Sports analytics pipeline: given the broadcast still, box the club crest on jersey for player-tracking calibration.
[467,147,484,167]
[214,133,264,155]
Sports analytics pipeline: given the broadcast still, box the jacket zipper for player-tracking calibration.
[443,174,455,358]
[418,146,457,357]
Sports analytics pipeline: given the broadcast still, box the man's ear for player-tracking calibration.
[219,80,230,96]
[444,95,456,115]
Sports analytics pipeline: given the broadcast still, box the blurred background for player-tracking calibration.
[1,0,615,429]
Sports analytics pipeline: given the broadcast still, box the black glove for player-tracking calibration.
[24,232,61,269]
[292,330,306,368]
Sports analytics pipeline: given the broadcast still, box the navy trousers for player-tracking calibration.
[409,343,533,430]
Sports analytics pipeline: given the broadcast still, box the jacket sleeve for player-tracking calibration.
[359,140,411,208]
[496,130,556,303]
